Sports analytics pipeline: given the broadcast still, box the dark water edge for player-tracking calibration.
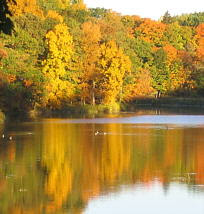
[124,97,204,108]
[37,97,204,119]
[122,97,204,114]
[128,97,204,108]
[2,97,204,121]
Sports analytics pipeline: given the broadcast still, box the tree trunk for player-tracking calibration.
[92,81,95,105]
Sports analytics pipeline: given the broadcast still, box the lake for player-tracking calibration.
[0,109,204,214]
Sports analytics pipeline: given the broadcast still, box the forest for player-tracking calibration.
[0,0,204,116]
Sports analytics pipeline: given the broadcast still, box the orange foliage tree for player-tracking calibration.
[123,69,155,101]
[135,19,166,46]
[80,21,101,105]
[195,23,204,62]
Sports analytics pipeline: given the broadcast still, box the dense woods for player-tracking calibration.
[0,0,204,115]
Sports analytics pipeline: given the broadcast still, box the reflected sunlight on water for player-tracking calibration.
[0,112,204,213]
[41,115,204,127]
[85,182,204,214]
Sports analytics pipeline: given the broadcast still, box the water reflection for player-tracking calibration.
[0,115,204,213]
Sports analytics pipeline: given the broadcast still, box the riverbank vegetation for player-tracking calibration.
[0,1,204,117]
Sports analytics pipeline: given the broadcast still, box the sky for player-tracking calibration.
[84,0,203,20]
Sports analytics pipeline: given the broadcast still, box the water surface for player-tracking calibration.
[0,110,204,213]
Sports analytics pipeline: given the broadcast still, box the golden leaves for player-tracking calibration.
[80,21,101,104]
[7,0,43,17]
[42,23,75,109]
[46,10,64,23]
[98,40,131,104]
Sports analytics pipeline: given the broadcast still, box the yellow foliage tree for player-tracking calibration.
[46,10,64,23]
[6,0,43,17]
[42,23,75,109]
[53,0,86,10]
[57,0,71,9]
[98,40,131,104]
[71,0,86,10]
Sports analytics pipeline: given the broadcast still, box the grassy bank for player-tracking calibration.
[32,103,121,118]
[4,97,204,119]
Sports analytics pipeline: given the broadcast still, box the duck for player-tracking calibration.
[94,131,107,136]
[94,131,100,136]
[2,134,13,141]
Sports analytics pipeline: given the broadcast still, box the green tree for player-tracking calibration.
[151,48,169,97]
[164,22,194,50]
[161,11,173,24]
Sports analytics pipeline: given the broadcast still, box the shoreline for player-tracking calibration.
[123,97,204,109]
[35,97,204,118]
[1,97,204,121]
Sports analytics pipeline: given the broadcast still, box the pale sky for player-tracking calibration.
[84,0,203,20]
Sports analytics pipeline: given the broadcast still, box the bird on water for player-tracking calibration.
[2,134,13,141]
[94,131,107,136]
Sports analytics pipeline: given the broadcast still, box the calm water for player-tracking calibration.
[0,110,204,213]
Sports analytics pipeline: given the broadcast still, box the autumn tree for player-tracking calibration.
[98,11,126,43]
[80,21,101,105]
[6,0,43,17]
[97,40,131,105]
[195,23,204,61]
[42,23,76,109]
[194,23,204,93]
[46,10,64,23]
[121,15,142,38]
[123,69,154,101]
[134,19,166,47]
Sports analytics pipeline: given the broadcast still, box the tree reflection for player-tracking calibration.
[41,121,73,212]
[0,121,204,213]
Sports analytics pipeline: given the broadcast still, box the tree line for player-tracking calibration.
[0,0,204,114]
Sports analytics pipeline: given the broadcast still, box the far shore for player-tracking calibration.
[126,97,204,108]
[1,97,204,121]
